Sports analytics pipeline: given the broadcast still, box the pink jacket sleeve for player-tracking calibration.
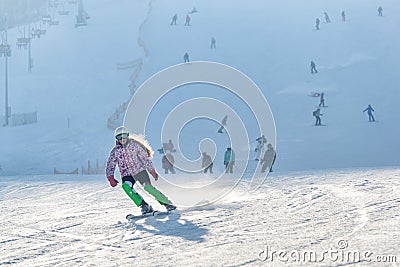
[106,147,118,177]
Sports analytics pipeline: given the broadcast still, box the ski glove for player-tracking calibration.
[107,176,119,187]
[149,169,158,181]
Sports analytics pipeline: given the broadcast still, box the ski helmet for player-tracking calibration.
[114,126,130,139]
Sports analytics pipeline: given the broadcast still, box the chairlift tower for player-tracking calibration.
[75,0,88,27]
[0,19,11,126]
[28,25,33,72]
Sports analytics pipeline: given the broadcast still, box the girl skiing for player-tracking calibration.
[106,126,176,215]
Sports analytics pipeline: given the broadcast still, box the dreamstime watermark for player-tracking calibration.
[258,240,398,264]
[123,61,276,207]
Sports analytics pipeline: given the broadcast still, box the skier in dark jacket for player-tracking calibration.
[310,60,318,74]
[183,52,190,63]
[170,14,177,25]
[210,37,216,49]
[378,6,383,16]
[324,12,331,23]
[185,14,190,26]
[316,18,320,30]
[363,105,375,122]
[341,11,346,21]
[319,92,325,107]
[106,126,176,215]
[313,108,323,125]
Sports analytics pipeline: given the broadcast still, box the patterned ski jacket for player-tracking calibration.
[106,140,155,178]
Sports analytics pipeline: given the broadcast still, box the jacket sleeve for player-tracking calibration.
[106,147,118,177]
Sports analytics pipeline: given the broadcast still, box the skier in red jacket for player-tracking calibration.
[106,126,176,215]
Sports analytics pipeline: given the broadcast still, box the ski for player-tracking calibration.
[152,211,170,216]
[126,210,170,220]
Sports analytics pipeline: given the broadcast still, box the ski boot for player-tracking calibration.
[164,203,177,212]
[140,202,154,215]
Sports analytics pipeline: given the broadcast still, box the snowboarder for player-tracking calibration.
[310,60,318,74]
[162,153,176,174]
[324,12,331,23]
[341,11,346,21]
[106,126,176,215]
[185,14,190,26]
[202,152,213,174]
[319,92,325,107]
[210,37,216,49]
[184,52,190,63]
[170,14,177,25]
[217,115,228,133]
[224,147,235,173]
[378,6,383,16]
[261,143,276,173]
[313,108,323,126]
[363,104,375,122]
[316,18,320,30]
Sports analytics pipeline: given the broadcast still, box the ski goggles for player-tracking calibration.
[116,133,129,140]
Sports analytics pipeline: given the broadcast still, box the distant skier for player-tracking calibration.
[254,135,267,160]
[170,14,177,25]
[162,153,176,174]
[324,12,331,23]
[310,60,318,74]
[184,52,190,63]
[378,6,383,16]
[218,115,228,133]
[313,108,323,126]
[363,104,375,122]
[185,14,191,26]
[202,152,213,174]
[106,126,176,215]
[210,37,216,49]
[341,11,346,21]
[224,147,235,173]
[261,143,276,173]
[316,18,320,30]
[319,92,325,107]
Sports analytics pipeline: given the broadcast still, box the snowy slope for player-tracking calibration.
[1,168,399,266]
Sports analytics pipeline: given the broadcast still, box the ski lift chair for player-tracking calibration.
[16,37,30,50]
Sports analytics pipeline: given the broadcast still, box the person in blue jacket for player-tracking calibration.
[363,104,375,122]
[224,147,235,173]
